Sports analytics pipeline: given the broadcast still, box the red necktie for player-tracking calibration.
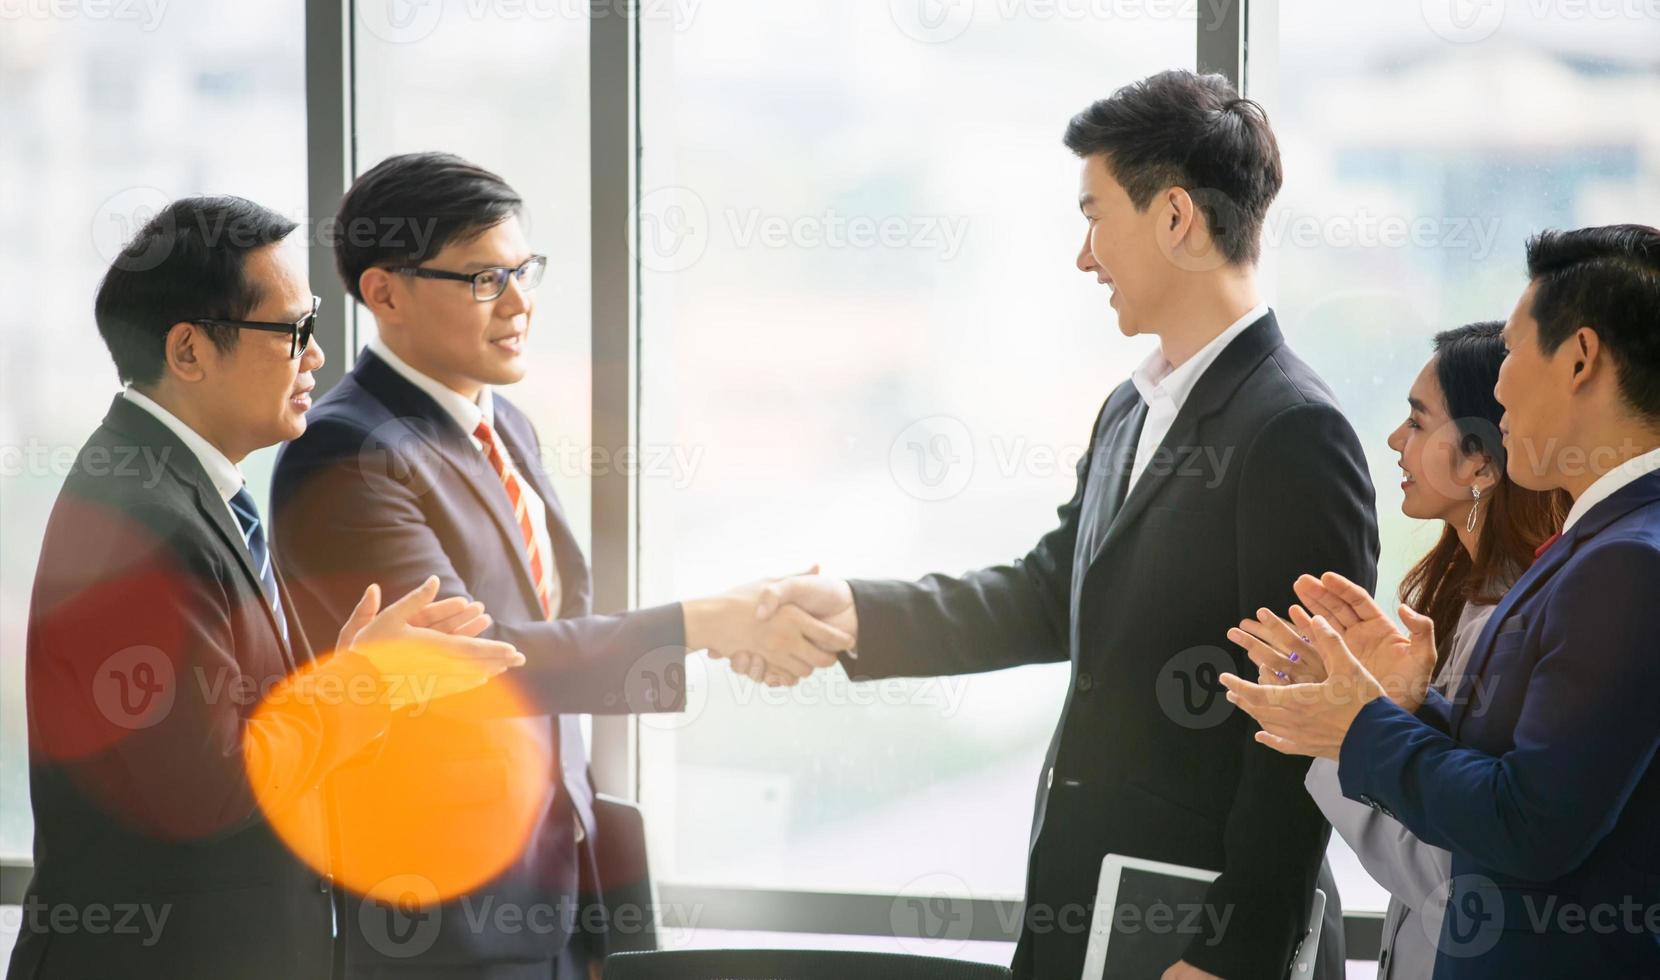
[1534,531,1562,562]
[474,420,554,619]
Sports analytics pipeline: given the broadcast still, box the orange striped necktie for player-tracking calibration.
[473,419,554,619]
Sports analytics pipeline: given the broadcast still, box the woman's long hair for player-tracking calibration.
[1397,321,1569,679]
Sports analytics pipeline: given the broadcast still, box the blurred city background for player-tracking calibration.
[2,0,1657,969]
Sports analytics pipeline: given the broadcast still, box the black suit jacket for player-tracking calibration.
[8,396,387,980]
[847,314,1379,980]
[270,350,685,976]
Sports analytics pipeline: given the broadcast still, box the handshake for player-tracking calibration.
[681,568,859,686]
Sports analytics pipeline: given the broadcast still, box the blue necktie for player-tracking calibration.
[229,487,289,647]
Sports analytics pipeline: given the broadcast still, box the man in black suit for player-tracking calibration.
[8,196,522,980]
[270,152,850,979]
[751,70,1378,980]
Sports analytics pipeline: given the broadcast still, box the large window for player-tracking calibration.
[0,0,308,860]
[353,0,594,552]
[1260,0,1660,913]
[635,1,1195,911]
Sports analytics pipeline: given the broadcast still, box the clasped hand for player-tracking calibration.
[684,569,859,687]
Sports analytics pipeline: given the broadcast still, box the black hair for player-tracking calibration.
[94,195,298,386]
[333,152,523,303]
[1401,320,1569,676]
[1524,224,1660,419]
[1063,69,1282,266]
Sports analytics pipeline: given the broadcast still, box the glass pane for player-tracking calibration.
[0,1,307,860]
[1263,0,1660,913]
[637,2,1195,900]
[354,2,592,554]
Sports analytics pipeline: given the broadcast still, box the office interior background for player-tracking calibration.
[1,0,1657,973]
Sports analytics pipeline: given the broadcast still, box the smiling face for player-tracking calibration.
[1494,283,1577,492]
[187,237,324,458]
[1386,356,1492,522]
[1076,153,1181,338]
[362,214,535,400]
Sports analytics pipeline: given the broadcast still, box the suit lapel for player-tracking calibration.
[352,353,546,618]
[1449,468,1660,736]
[1447,539,1571,737]
[103,397,294,662]
[1087,313,1284,569]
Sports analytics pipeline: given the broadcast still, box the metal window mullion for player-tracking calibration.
[306,0,355,390]
[588,0,641,801]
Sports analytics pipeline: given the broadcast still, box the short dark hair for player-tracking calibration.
[1525,224,1660,419]
[334,152,523,303]
[1063,69,1282,266]
[94,195,298,387]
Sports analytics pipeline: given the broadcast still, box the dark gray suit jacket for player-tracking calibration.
[847,313,1378,980]
[271,351,686,977]
[9,396,386,979]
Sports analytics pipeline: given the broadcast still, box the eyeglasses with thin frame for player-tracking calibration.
[388,254,547,302]
[192,295,320,359]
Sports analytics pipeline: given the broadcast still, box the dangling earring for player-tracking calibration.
[1466,484,1484,533]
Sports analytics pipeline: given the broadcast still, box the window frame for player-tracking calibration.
[1,0,1384,959]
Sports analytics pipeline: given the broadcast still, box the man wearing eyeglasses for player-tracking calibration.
[8,195,525,980]
[269,152,850,979]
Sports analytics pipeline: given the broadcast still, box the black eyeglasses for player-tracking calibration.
[389,255,547,302]
[193,295,319,359]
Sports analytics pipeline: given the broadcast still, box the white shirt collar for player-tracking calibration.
[1562,444,1660,533]
[121,387,243,504]
[367,334,495,436]
[1131,302,1269,410]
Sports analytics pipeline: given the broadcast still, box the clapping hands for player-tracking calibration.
[335,576,526,710]
[1219,571,1438,760]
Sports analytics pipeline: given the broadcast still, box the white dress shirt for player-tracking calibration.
[1561,444,1660,533]
[121,387,244,525]
[367,335,561,616]
[1127,301,1270,489]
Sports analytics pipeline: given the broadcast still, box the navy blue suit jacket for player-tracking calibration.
[271,350,686,977]
[1341,468,1660,979]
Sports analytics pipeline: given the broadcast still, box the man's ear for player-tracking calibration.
[358,268,396,320]
[1569,326,1600,389]
[163,321,209,383]
[1163,186,1224,272]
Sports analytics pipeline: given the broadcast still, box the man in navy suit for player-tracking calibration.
[270,152,851,979]
[1225,224,1660,978]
